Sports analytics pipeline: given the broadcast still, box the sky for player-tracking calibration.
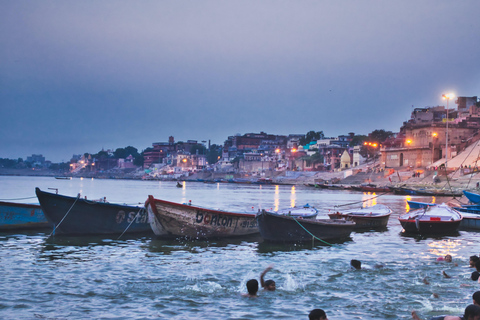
[1,1,480,162]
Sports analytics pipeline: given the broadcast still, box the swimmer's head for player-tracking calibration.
[246,279,258,295]
[264,279,276,291]
[473,291,480,305]
[351,259,361,270]
[445,254,452,262]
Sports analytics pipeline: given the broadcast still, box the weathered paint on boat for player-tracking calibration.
[398,204,462,235]
[36,187,151,235]
[256,210,355,242]
[146,195,259,239]
[0,201,50,230]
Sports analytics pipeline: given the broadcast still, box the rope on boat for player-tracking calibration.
[117,207,145,240]
[292,217,338,247]
[0,196,37,201]
[333,191,390,208]
[47,193,80,238]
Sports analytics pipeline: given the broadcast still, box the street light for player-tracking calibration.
[432,132,438,164]
[442,93,455,170]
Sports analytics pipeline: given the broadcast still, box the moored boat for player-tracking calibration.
[276,204,318,219]
[398,204,462,235]
[463,190,480,204]
[256,210,355,242]
[35,187,150,235]
[459,212,480,231]
[407,200,436,209]
[329,204,391,230]
[0,201,50,230]
[146,196,259,239]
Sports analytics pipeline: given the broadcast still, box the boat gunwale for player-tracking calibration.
[146,195,256,218]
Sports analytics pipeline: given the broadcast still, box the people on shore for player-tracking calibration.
[309,309,328,320]
[243,279,259,297]
[411,304,480,320]
[260,264,276,291]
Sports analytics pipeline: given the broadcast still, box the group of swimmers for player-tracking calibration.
[243,264,328,319]
[412,291,480,320]
[244,256,480,319]
[411,254,480,320]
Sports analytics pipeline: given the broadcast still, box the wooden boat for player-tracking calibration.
[398,204,462,235]
[35,187,151,235]
[354,184,391,193]
[463,190,480,204]
[391,186,462,197]
[55,177,71,180]
[407,200,436,209]
[328,204,391,230]
[256,210,355,242]
[276,204,318,219]
[459,212,480,231]
[146,195,259,239]
[0,201,50,230]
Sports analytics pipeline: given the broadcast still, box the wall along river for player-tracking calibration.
[0,175,479,320]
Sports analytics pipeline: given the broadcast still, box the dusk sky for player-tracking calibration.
[1,1,480,162]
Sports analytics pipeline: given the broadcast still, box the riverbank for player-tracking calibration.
[1,166,479,192]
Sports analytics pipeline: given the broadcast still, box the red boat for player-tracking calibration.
[398,204,462,235]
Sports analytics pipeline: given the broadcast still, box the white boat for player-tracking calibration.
[398,203,462,234]
[275,204,318,219]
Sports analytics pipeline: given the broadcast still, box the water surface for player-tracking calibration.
[0,176,478,319]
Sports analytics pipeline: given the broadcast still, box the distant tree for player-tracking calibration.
[206,144,222,164]
[95,150,110,159]
[300,131,324,146]
[114,146,140,160]
[368,129,394,144]
[349,134,368,147]
[190,145,207,155]
[303,152,324,167]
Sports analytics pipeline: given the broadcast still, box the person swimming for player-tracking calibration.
[242,279,259,297]
[309,308,328,320]
[412,304,480,320]
[260,264,276,291]
[351,259,362,270]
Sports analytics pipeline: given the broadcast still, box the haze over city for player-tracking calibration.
[1,1,480,162]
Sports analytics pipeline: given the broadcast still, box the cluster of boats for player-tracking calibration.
[2,187,480,241]
[309,183,463,197]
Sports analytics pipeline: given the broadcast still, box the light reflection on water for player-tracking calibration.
[0,176,479,319]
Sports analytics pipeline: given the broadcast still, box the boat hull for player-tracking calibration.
[334,204,391,230]
[459,213,480,231]
[345,214,390,230]
[36,188,151,235]
[146,195,259,239]
[0,201,50,230]
[398,205,462,235]
[257,210,355,242]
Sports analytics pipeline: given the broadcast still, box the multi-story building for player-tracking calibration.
[381,97,480,169]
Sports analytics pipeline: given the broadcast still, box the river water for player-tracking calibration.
[0,176,479,320]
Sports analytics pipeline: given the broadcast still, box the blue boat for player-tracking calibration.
[463,190,480,204]
[407,201,437,209]
[35,187,152,235]
[0,201,50,230]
